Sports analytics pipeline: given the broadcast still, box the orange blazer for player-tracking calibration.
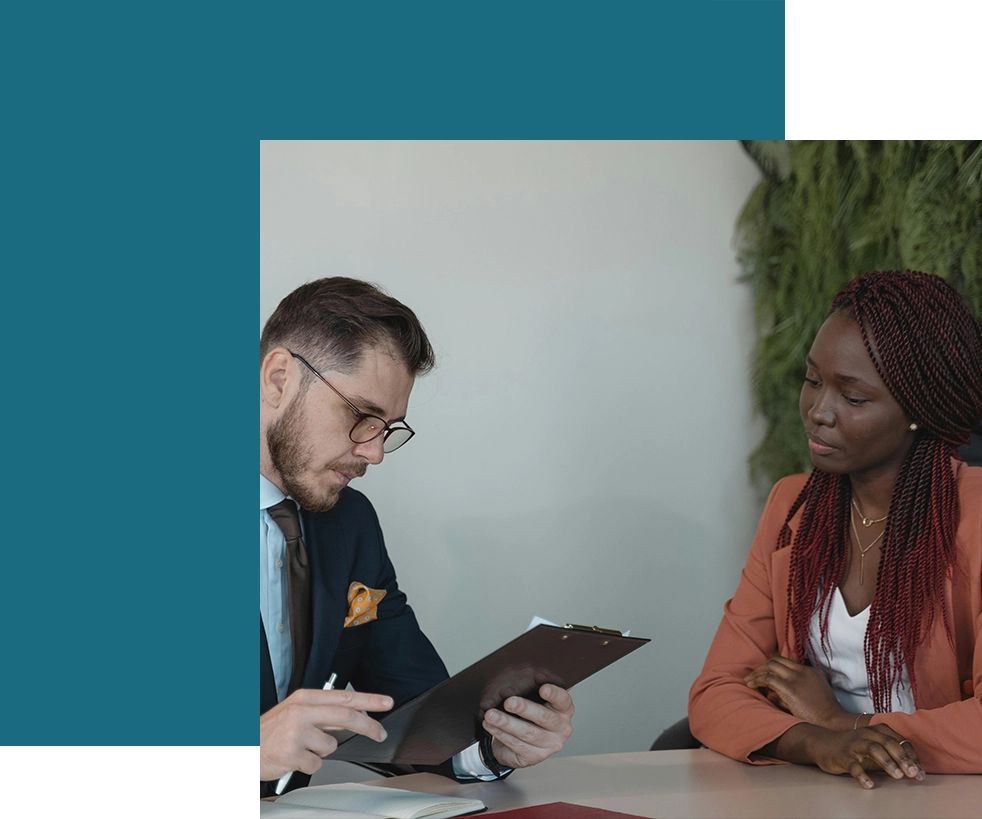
[688,461,982,774]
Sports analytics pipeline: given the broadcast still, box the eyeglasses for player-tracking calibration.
[290,351,416,453]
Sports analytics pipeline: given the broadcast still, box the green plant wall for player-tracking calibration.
[736,140,982,488]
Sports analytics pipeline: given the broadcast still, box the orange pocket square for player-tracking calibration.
[344,582,386,627]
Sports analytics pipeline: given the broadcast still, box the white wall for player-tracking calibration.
[260,141,764,759]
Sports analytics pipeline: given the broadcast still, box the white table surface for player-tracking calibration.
[363,748,982,818]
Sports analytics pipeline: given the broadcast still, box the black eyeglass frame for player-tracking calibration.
[289,351,416,453]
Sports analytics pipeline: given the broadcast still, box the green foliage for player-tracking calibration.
[736,140,982,490]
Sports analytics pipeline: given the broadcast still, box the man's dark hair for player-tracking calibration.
[260,277,435,376]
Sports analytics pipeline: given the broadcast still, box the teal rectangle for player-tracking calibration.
[261,1,784,138]
[3,0,782,745]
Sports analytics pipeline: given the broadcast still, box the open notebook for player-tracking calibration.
[261,782,486,819]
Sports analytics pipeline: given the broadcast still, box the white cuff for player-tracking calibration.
[452,741,498,781]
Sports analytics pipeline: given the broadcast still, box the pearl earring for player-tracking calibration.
[909,423,918,432]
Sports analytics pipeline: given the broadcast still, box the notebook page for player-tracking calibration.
[276,782,484,819]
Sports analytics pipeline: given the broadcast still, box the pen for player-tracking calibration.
[274,672,338,796]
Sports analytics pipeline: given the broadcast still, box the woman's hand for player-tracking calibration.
[745,656,853,731]
[774,723,925,789]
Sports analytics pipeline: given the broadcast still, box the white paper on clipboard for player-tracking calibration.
[527,615,630,637]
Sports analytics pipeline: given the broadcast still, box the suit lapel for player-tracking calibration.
[260,614,278,713]
[301,503,351,689]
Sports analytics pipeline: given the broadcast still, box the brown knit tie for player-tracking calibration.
[267,499,311,694]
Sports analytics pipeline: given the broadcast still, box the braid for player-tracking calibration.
[784,270,982,713]
[785,472,849,666]
[846,271,982,448]
[866,434,958,711]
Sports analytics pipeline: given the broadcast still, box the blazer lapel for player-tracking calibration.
[260,614,278,713]
[301,505,351,689]
[909,581,962,708]
[772,503,803,655]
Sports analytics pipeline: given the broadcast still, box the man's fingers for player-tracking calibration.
[484,716,561,769]
[300,725,339,763]
[538,684,575,714]
[279,697,390,742]
[294,748,326,776]
[295,688,394,712]
[288,688,393,742]
[311,706,388,742]
[263,725,335,779]
[261,690,393,781]
[492,729,533,757]
[487,723,538,761]
[501,698,561,733]
[485,708,547,747]
[480,685,573,770]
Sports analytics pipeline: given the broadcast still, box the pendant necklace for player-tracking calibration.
[850,497,887,585]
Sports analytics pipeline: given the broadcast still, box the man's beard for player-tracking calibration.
[266,394,366,512]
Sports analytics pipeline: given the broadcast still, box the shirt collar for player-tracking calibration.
[260,472,289,511]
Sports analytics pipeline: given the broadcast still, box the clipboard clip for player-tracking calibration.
[564,623,622,636]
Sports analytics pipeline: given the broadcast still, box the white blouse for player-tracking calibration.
[807,587,916,715]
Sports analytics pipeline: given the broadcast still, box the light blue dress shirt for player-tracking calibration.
[259,472,497,779]
[260,473,294,703]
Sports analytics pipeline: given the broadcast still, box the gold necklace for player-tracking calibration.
[851,496,888,527]
[850,502,886,585]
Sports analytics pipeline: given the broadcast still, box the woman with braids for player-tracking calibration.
[688,270,982,788]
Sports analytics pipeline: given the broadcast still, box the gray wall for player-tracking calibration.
[260,141,764,761]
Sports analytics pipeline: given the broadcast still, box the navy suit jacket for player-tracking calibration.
[261,487,450,792]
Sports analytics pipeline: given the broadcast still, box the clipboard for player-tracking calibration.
[330,624,650,765]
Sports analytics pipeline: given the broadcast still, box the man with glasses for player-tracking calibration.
[260,277,575,796]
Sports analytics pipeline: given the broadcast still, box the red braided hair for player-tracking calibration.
[781,271,982,712]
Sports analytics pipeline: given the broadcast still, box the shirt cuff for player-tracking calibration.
[452,741,500,781]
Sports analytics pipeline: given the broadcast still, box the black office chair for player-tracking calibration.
[960,422,982,467]
[649,716,701,751]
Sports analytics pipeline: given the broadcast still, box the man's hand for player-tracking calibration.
[481,684,574,769]
[260,688,394,781]
[745,656,852,731]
